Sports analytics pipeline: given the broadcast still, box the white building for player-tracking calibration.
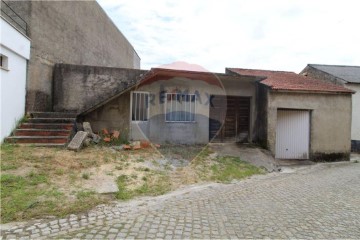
[0,16,31,142]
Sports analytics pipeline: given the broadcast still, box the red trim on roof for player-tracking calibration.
[227,68,354,94]
[138,68,223,87]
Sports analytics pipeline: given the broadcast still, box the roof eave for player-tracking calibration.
[269,88,354,95]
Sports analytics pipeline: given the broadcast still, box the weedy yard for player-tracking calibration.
[0,143,264,223]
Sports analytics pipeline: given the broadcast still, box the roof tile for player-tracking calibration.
[228,68,353,94]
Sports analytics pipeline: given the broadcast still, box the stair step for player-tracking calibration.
[30,112,77,118]
[5,136,69,144]
[14,129,71,137]
[28,118,76,123]
[15,143,67,148]
[20,123,74,130]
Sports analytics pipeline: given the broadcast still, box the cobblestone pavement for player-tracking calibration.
[1,162,360,239]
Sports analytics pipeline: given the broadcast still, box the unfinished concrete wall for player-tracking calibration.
[53,64,146,113]
[83,91,130,135]
[267,92,352,161]
[301,66,347,85]
[6,1,140,111]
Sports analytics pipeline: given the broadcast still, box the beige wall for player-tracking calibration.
[346,84,360,141]
[267,92,352,159]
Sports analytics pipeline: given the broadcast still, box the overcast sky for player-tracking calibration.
[97,0,360,73]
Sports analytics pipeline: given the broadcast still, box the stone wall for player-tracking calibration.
[6,1,140,111]
[53,64,147,113]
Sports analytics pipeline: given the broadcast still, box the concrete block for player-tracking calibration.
[83,138,92,147]
[68,131,88,151]
[83,122,93,134]
[91,133,101,144]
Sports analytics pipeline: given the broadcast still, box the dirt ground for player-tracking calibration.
[0,143,263,223]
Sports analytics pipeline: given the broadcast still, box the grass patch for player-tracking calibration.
[0,172,108,223]
[116,172,171,201]
[158,144,207,161]
[209,156,263,183]
[82,173,90,180]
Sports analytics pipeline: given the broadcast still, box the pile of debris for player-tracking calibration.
[67,122,100,151]
[67,122,159,151]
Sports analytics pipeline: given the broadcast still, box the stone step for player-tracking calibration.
[27,118,76,124]
[30,112,77,118]
[17,143,67,148]
[14,129,71,137]
[5,136,69,144]
[20,123,74,130]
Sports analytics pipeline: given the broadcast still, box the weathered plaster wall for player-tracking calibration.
[301,66,347,85]
[53,64,146,113]
[134,78,225,144]
[267,92,352,160]
[302,66,359,151]
[346,84,360,143]
[6,1,140,111]
[132,76,257,144]
[83,91,130,135]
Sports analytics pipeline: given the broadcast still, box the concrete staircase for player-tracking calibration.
[5,112,77,147]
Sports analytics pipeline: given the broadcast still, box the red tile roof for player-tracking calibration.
[227,68,354,94]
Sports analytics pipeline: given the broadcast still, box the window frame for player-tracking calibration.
[0,54,9,71]
[130,91,150,122]
[165,93,196,123]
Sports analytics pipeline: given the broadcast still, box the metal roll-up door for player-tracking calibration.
[275,110,310,159]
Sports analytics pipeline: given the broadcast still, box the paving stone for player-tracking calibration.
[2,162,360,239]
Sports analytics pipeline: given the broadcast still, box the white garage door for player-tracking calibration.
[275,110,310,159]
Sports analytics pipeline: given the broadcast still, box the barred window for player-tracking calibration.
[166,93,195,122]
[0,54,9,70]
[131,92,149,121]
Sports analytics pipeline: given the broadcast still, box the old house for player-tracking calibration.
[51,64,353,161]
[300,64,360,152]
[227,68,353,161]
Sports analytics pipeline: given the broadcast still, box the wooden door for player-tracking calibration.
[209,95,250,142]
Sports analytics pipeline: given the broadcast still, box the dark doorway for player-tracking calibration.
[209,95,250,142]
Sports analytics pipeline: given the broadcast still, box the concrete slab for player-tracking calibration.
[67,131,88,151]
[82,122,93,134]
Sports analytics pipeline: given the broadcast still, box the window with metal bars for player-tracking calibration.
[131,92,149,121]
[165,93,196,122]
